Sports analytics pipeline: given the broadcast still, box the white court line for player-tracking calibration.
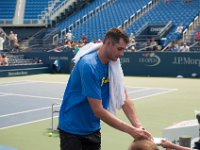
[0,81,32,86]
[0,80,175,90]
[0,105,60,118]
[132,89,178,101]
[0,116,58,130]
[126,85,177,90]
[25,80,66,84]
[126,85,178,95]
[0,91,61,100]
[0,80,65,87]
[0,106,51,118]
[128,88,152,94]
[0,93,14,97]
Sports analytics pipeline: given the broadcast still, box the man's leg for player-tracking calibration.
[82,130,101,150]
[59,130,82,150]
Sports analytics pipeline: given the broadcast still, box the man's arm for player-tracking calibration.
[160,140,192,150]
[122,90,143,128]
[87,97,151,139]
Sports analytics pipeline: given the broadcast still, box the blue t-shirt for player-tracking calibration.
[58,51,109,135]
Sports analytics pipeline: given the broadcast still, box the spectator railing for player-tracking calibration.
[183,13,200,43]
[120,0,159,30]
[0,19,46,27]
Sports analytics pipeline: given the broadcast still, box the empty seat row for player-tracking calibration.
[0,0,16,19]
[126,0,200,39]
[24,0,50,19]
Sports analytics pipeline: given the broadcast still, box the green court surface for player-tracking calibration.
[0,74,200,150]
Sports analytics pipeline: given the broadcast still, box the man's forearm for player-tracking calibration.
[169,143,192,150]
[95,106,135,135]
[122,98,142,128]
[96,108,150,139]
[88,98,151,139]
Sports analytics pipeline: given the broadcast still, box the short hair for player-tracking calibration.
[128,138,159,150]
[103,27,129,45]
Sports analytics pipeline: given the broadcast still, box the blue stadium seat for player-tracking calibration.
[126,0,200,41]
[0,1,16,19]
[72,0,150,41]
[24,0,50,19]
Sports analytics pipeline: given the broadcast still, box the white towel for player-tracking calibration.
[73,42,125,114]
[73,42,103,64]
[107,59,125,114]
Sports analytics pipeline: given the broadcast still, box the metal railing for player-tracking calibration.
[182,13,200,43]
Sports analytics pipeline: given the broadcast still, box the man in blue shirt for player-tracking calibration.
[58,28,152,150]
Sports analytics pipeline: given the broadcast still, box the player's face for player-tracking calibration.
[106,38,127,61]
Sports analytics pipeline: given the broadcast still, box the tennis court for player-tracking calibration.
[0,74,199,150]
[0,80,176,129]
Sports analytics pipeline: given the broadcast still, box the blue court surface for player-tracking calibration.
[0,80,177,129]
[0,145,17,150]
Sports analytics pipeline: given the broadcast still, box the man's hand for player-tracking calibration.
[129,127,152,140]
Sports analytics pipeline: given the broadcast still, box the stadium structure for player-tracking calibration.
[0,0,200,77]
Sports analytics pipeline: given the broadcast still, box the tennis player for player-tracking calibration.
[58,27,152,150]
